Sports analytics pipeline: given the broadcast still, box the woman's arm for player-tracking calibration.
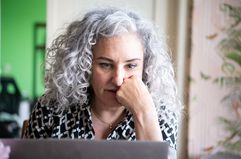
[132,103,163,141]
[116,76,163,141]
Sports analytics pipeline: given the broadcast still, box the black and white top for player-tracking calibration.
[24,102,178,149]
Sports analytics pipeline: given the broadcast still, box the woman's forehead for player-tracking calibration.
[92,33,144,61]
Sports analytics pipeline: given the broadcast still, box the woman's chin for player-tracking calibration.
[107,100,123,108]
[93,92,123,108]
[103,97,123,108]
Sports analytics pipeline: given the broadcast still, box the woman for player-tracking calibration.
[24,8,181,152]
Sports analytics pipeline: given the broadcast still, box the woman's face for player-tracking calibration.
[91,33,144,107]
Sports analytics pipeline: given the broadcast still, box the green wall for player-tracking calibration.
[1,0,46,99]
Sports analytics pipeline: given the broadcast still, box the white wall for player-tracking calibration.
[47,0,156,47]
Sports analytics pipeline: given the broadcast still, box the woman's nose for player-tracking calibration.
[112,68,125,86]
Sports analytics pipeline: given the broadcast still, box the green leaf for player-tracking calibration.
[200,72,211,80]
[226,52,241,67]
[222,62,235,74]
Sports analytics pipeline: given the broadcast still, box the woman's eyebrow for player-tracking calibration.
[96,57,113,62]
[96,57,142,62]
[125,58,142,62]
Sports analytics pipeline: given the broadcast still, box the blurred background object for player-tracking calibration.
[0,74,21,138]
[1,0,46,138]
[188,0,241,158]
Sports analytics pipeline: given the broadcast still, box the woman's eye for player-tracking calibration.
[99,63,112,69]
[127,64,137,69]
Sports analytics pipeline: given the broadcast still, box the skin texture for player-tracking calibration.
[91,33,163,141]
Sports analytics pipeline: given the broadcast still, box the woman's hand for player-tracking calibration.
[116,75,163,141]
[116,75,155,114]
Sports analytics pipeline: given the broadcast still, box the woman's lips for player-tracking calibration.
[106,89,117,93]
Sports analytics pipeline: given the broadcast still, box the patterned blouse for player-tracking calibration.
[24,101,178,149]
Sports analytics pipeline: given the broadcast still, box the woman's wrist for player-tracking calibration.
[132,104,163,141]
[131,99,156,117]
[132,105,158,129]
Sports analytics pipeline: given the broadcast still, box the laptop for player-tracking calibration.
[1,139,169,159]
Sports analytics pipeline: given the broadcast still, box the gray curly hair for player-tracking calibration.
[42,8,181,120]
